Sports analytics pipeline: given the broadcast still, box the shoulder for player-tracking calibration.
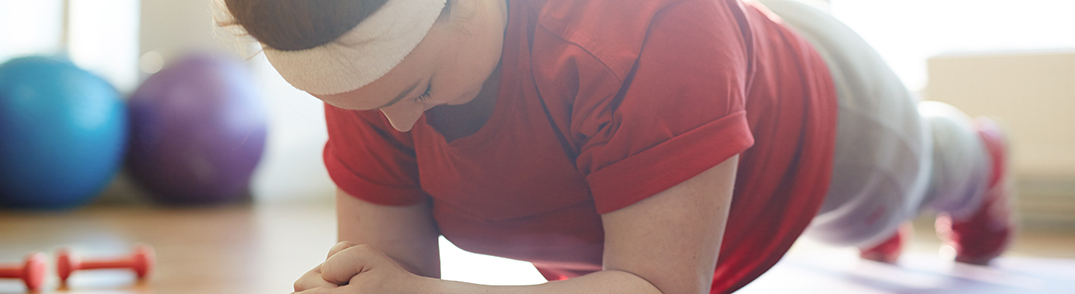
[530,0,736,78]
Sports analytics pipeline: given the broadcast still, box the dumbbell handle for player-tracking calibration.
[0,267,23,276]
[71,257,139,270]
[58,244,154,282]
[0,267,24,276]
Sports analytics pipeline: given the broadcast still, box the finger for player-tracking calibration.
[320,244,381,285]
[293,265,339,291]
[327,241,357,259]
[293,287,337,294]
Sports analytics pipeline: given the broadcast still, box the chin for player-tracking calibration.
[446,88,482,105]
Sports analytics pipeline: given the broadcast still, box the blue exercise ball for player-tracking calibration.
[0,56,128,209]
[126,54,266,205]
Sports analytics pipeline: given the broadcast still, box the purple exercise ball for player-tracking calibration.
[127,54,267,205]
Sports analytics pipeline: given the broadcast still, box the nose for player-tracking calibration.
[379,103,426,132]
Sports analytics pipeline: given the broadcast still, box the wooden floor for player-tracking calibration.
[0,203,339,294]
[1,202,1074,293]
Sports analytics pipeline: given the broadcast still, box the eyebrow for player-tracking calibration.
[376,80,421,109]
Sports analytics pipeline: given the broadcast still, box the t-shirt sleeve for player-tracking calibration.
[323,104,427,205]
[570,0,755,214]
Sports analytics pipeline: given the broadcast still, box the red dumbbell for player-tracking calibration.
[0,252,46,291]
[56,244,155,283]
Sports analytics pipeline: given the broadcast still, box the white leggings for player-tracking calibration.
[756,0,991,248]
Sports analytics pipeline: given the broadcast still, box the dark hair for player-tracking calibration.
[223,0,389,51]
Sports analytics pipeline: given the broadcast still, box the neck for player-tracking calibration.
[427,63,502,142]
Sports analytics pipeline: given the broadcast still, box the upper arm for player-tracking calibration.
[335,189,441,278]
[574,3,748,292]
[600,155,739,294]
[557,0,753,216]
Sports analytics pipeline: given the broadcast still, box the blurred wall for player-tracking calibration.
[926,50,1075,227]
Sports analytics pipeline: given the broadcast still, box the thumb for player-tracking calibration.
[320,245,383,285]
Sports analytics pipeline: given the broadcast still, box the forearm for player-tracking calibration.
[335,190,442,278]
[419,269,663,294]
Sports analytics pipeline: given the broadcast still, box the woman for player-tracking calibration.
[220,0,1013,293]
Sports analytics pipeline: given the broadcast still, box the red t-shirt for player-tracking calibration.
[323,0,836,292]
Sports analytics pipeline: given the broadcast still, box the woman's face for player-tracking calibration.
[313,0,508,132]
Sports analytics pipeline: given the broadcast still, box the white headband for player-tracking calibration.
[263,0,448,95]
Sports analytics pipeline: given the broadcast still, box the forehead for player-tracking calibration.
[311,19,450,110]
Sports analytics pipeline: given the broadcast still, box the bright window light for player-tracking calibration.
[831,0,1075,92]
[68,0,140,92]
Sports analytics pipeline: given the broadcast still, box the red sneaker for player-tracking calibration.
[935,117,1014,266]
[860,223,912,264]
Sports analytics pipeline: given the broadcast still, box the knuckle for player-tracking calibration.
[352,243,377,254]
[337,243,373,258]
[331,241,355,251]
[327,241,359,259]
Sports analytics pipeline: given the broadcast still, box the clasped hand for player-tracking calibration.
[292,241,428,294]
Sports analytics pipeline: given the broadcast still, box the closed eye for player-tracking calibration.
[415,82,433,103]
